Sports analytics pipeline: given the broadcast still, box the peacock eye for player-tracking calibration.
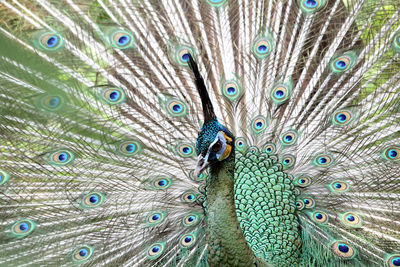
[0,170,10,186]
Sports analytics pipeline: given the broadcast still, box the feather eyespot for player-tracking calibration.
[180,233,196,248]
[175,46,195,66]
[177,143,195,157]
[146,211,166,226]
[299,0,326,12]
[40,95,64,111]
[393,32,400,53]
[11,219,36,237]
[190,170,206,182]
[262,142,276,154]
[330,52,357,73]
[46,149,75,166]
[182,213,200,227]
[0,170,10,186]
[295,174,312,187]
[206,0,226,7]
[382,146,400,161]
[167,100,187,117]
[332,110,355,126]
[81,192,105,208]
[222,80,242,101]
[328,180,349,193]
[151,177,173,190]
[35,32,64,50]
[311,211,328,224]
[303,197,315,208]
[118,140,142,156]
[313,153,334,167]
[281,130,298,146]
[296,200,304,210]
[341,212,362,228]
[103,88,126,104]
[147,242,165,260]
[72,246,94,263]
[252,36,274,59]
[331,241,356,259]
[110,30,134,49]
[281,154,296,169]
[181,191,197,203]
[271,83,292,104]
[386,254,400,267]
[251,115,268,134]
[235,137,247,152]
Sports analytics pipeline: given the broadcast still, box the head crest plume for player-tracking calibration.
[187,54,216,122]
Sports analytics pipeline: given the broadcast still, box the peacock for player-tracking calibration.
[0,0,399,266]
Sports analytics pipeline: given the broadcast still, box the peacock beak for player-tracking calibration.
[194,154,210,178]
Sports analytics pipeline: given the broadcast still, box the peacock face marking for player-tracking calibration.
[194,119,234,177]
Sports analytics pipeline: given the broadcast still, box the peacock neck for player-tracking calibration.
[204,153,265,266]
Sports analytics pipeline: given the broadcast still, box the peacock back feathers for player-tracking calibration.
[0,0,399,266]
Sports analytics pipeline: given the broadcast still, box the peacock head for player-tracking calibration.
[187,54,235,177]
[194,119,234,177]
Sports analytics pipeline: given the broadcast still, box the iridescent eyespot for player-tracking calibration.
[393,32,400,53]
[180,233,197,248]
[295,174,312,187]
[303,197,315,208]
[206,0,226,7]
[177,143,195,157]
[40,95,65,111]
[382,146,400,161]
[81,192,105,208]
[147,242,165,260]
[146,211,166,226]
[166,100,187,117]
[11,219,36,237]
[247,146,259,154]
[332,110,354,126]
[182,213,201,227]
[280,130,298,146]
[222,80,242,101]
[110,30,134,49]
[46,149,75,166]
[330,51,357,73]
[235,137,247,152]
[328,180,349,193]
[175,46,195,66]
[151,177,173,190]
[313,153,334,167]
[252,35,274,59]
[35,32,64,50]
[296,200,304,210]
[190,170,206,182]
[262,142,276,154]
[181,191,197,203]
[311,211,328,224]
[72,245,94,263]
[198,183,206,194]
[271,83,292,104]
[386,254,400,267]
[251,115,269,134]
[299,0,326,12]
[341,212,362,228]
[118,140,142,156]
[102,88,126,105]
[331,241,356,259]
[0,170,10,186]
[281,154,296,169]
